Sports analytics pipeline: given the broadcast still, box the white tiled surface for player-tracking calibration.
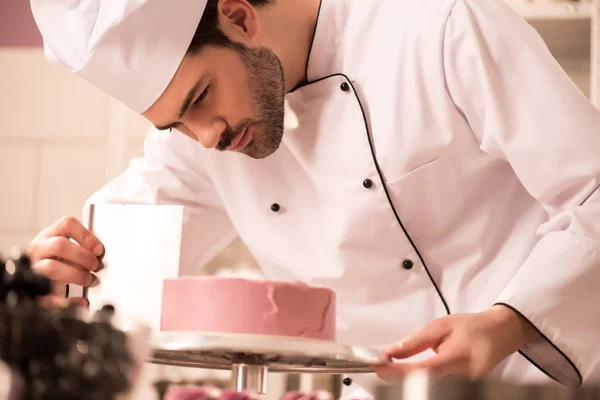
[0,233,38,253]
[124,104,153,162]
[0,48,150,252]
[126,109,153,140]
[125,137,147,164]
[0,50,109,139]
[0,144,38,231]
[36,145,107,229]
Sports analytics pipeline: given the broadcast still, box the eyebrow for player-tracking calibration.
[154,74,208,131]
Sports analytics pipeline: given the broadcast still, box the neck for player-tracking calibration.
[257,0,321,92]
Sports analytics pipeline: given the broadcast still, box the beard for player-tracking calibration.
[215,45,286,159]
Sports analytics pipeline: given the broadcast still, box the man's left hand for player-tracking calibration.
[371,305,540,381]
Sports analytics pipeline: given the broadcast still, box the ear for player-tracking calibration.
[218,0,260,42]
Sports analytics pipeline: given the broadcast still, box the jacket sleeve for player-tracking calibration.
[81,128,238,277]
[442,0,600,387]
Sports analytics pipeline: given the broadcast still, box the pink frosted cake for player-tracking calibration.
[160,277,336,341]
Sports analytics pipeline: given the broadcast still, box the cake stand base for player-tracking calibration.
[150,332,388,394]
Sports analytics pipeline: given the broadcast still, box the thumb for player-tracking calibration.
[384,320,451,359]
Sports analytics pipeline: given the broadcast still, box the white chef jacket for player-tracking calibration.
[81,0,600,391]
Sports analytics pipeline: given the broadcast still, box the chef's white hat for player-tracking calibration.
[30,0,208,113]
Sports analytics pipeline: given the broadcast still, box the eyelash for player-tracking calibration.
[193,85,211,108]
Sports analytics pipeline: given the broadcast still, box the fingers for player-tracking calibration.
[372,352,467,381]
[37,216,104,257]
[38,295,89,309]
[26,216,103,294]
[33,258,96,287]
[413,350,467,376]
[384,319,452,360]
[376,318,462,381]
[34,236,99,272]
[372,363,411,381]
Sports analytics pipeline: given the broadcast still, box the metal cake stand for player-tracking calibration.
[150,332,388,394]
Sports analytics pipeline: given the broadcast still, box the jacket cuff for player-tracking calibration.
[493,302,582,387]
[492,225,600,388]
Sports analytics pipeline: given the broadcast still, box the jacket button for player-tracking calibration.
[403,259,414,270]
[343,377,353,386]
[340,82,350,92]
[363,179,373,189]
[271,203,281,212]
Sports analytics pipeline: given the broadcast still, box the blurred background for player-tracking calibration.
[0,0,598,398]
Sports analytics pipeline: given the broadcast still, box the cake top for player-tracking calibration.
[166,276,334,292]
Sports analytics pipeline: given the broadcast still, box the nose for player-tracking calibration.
[184,118,226,149]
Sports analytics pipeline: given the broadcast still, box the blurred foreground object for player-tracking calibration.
[0,248,152,400]
[0,360,23,400]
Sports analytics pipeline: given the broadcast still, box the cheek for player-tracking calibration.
[215,66,254,117]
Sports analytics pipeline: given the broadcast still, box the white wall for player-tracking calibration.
[0,49,151,252]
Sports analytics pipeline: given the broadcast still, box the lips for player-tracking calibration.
[227,126,253,152]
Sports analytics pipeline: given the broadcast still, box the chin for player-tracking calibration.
[243,128,284,159]
[244,146,279,160]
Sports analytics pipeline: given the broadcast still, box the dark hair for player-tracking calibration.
[187,0,273,53]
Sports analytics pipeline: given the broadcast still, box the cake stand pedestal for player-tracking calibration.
[150,332,388,395]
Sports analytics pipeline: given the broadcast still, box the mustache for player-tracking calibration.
[216,119,254,151]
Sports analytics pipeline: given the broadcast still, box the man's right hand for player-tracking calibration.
[27,216,104,308]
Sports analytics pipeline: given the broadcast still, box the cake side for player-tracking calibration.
[160,277,336,341]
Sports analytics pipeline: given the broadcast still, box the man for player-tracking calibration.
[28,0,600,396]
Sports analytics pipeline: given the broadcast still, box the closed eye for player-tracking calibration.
[193,85,211,108]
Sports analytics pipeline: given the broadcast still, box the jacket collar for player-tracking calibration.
[302,0,351,84]
[283,0,350,129]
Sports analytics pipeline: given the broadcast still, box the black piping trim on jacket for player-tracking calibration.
[580,183,599,206]
[290,73,346,92]
[347,76,451,316]
[292,72,451,315]
[495,302,583,387]
[287,72,585,387]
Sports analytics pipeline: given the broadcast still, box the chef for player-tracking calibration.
[27,0,600,396]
